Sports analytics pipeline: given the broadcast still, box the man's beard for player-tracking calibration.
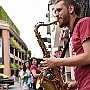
[59,14,70,28]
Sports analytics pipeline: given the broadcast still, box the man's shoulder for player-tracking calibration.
[75,17,90,26]
[79,17,90,22]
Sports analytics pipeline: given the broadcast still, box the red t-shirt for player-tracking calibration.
[72,17,90,90]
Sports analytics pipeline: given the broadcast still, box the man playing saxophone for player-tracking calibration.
[42,0,90,90]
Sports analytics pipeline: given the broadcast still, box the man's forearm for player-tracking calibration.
[56,53,90,66]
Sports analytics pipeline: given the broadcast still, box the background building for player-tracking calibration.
[0,6,28,76]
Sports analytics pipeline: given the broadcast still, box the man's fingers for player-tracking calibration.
[40,60,48,67]
[42,66,49,70]
[43,58,48,61]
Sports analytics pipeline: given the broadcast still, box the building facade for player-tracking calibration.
[0,6,28,76]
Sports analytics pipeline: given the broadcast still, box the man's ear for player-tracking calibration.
[68,5,74,14]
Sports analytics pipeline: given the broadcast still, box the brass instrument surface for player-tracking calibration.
[34,21,67,90]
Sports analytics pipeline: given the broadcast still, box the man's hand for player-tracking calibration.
[66,81,77,90]
[41,53,58,68]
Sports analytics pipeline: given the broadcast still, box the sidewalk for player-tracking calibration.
[15,77,19,82]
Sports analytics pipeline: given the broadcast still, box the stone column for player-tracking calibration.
[2,29,11,76]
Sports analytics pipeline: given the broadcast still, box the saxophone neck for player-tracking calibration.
[34,20,58,31]
[49,20,58,25]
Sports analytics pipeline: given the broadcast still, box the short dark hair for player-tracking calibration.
[30,57,37,63]
[54,0,82,17]
[30,57,38,67]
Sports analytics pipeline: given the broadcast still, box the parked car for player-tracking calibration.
[0,73,14,86]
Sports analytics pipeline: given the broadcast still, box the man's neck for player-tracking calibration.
[69,15,77,32]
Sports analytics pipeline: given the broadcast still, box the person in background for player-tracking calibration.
[42,0,90,90]
[30,57,41,90]
[21,60,31,90]
[12,74,15,82]
[18,66,23,90]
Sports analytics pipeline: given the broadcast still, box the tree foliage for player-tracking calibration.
[28,50,31,59]
[10,37,25,53]
[11,63,21,71]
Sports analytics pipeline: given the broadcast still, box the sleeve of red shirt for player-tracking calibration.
[79,18,90,43]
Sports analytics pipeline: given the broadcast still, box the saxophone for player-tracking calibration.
[34,21,67,90]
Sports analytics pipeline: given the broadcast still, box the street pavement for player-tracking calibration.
[2,77,35,90]
[8,81,21,90]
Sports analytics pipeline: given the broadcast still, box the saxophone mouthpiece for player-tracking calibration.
[53,20,59,23]
[51,20,58,24]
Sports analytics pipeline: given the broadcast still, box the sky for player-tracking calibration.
[0,0,49,58]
